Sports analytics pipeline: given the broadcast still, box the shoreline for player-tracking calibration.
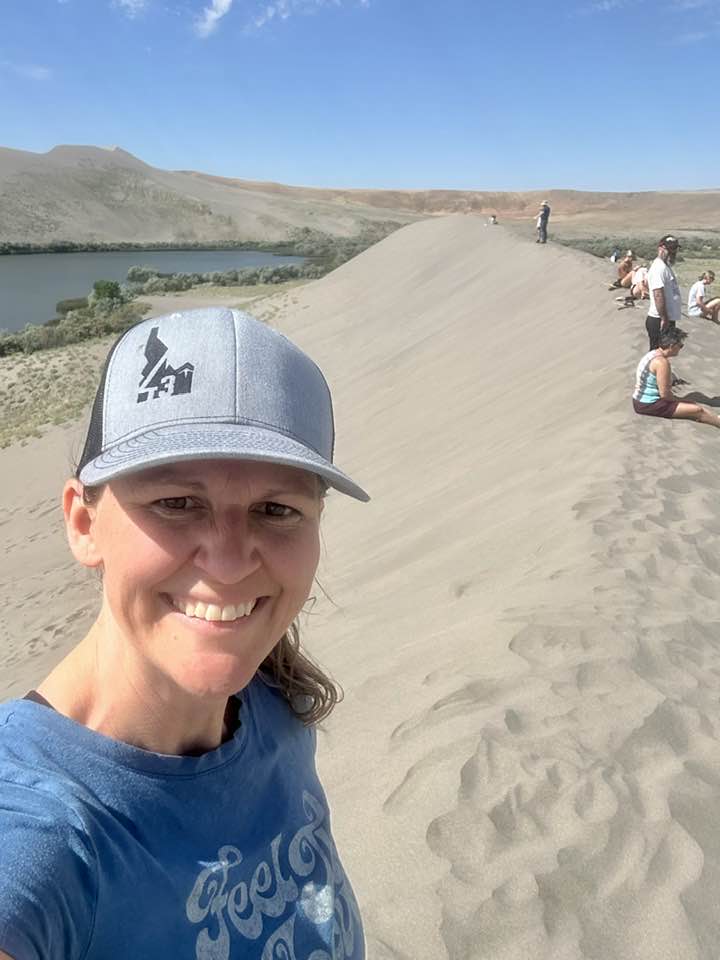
[0,240,304,257]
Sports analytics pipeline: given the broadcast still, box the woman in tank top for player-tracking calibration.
[633,326,720,428]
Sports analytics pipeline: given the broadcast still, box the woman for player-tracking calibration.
[688,270,720,322]
[632,326,720,428]
[630,264,649,300]
[609,250,635,289]
[0,308,369,960]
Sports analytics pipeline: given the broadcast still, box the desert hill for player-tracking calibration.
[2,143,719,246]
[0,144,418,245]
[4,217,720,957]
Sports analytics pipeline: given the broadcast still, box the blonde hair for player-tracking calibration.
[78,479,341,725]
[260,620,341,724]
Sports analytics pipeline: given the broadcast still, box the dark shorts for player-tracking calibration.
[646,315,676,350]
[633,397,679,419]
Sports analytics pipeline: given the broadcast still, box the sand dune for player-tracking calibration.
[3,216,720,957]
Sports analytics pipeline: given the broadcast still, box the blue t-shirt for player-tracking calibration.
[0,678,364,960]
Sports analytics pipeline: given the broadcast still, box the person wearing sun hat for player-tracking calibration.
[0,308,368,960]
[646,235,682,350]
[536,199,551,243]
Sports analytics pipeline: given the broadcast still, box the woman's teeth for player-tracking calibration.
[174,599,257,621]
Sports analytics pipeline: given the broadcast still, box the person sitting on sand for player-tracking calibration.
[0,307,369,960]
[609,250,635,289]
[632,326,720,429]
[688,270,720,323]
[617,264,650,308]
[630,264,649,300]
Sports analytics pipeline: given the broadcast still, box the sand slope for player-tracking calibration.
[3,216,720,958]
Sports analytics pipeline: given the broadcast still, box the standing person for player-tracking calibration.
[0,308,369,960]
[536,200,551,243]
[646,234,682,350]
[688,270,720,322]
[633,327,720,428]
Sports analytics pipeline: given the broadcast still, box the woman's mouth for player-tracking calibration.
[166,596,262,622]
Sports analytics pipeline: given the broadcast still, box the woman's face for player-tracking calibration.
[68,459,323,699]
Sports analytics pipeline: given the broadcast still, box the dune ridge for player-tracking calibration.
[3,217,720,957]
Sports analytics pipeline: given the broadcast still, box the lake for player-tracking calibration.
[0,249,305,333]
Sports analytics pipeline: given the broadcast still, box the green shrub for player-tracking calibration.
[56,297,89,314]
[0,301,148,356]
[93,280,122,301]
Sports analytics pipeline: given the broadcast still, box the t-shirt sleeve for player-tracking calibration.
[647,262,665,291]
[0,782,97,960]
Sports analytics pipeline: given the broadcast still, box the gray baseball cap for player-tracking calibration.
[77,307,369,502]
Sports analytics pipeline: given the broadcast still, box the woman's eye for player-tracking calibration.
[156,497,195,511]
[261,502,298,519]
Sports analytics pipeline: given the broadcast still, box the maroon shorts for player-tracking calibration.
[633,397,679,419]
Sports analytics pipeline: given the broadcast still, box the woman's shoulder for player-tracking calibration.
[0,714,98,960]
[0,698,96,827]
[648,351,668,370]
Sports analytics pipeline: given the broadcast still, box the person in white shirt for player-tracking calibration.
[688,271,720,322]
[646,235,682,350]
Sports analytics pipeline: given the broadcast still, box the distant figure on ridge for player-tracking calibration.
[646,235,682,350]
[633,327,720,429]
[688,270,720,323]
[536,201,550,243]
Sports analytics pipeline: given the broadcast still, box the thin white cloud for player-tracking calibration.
[114,0,148,16]
[586,0,630,10]
[250,0,368,30]
[195,0,234,36]
[0,60,52,80]
[672,28,712,40]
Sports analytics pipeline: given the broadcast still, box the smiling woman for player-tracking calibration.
[0,308,369,960]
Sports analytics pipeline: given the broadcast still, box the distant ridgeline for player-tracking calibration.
[0,222,401,357]
[557,235,720,261]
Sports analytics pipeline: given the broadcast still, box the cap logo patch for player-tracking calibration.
[137,327,195,403]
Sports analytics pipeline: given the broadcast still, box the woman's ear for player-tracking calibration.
[63,479,103,569]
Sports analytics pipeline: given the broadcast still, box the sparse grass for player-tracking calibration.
[674,257,720,291]
[555,232,720,265]
[0,339,112,448]
[0,280,309,448]
[147,279,309,306]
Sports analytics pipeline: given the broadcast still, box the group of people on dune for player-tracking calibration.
[631,234,720,430]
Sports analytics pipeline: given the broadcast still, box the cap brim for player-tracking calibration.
[78,422,370,502]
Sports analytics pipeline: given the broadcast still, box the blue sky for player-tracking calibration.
[1,0,718,190]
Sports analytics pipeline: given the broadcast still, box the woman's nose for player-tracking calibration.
[192,515,262,584]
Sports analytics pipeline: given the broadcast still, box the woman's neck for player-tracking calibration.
[37,621,235,756]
